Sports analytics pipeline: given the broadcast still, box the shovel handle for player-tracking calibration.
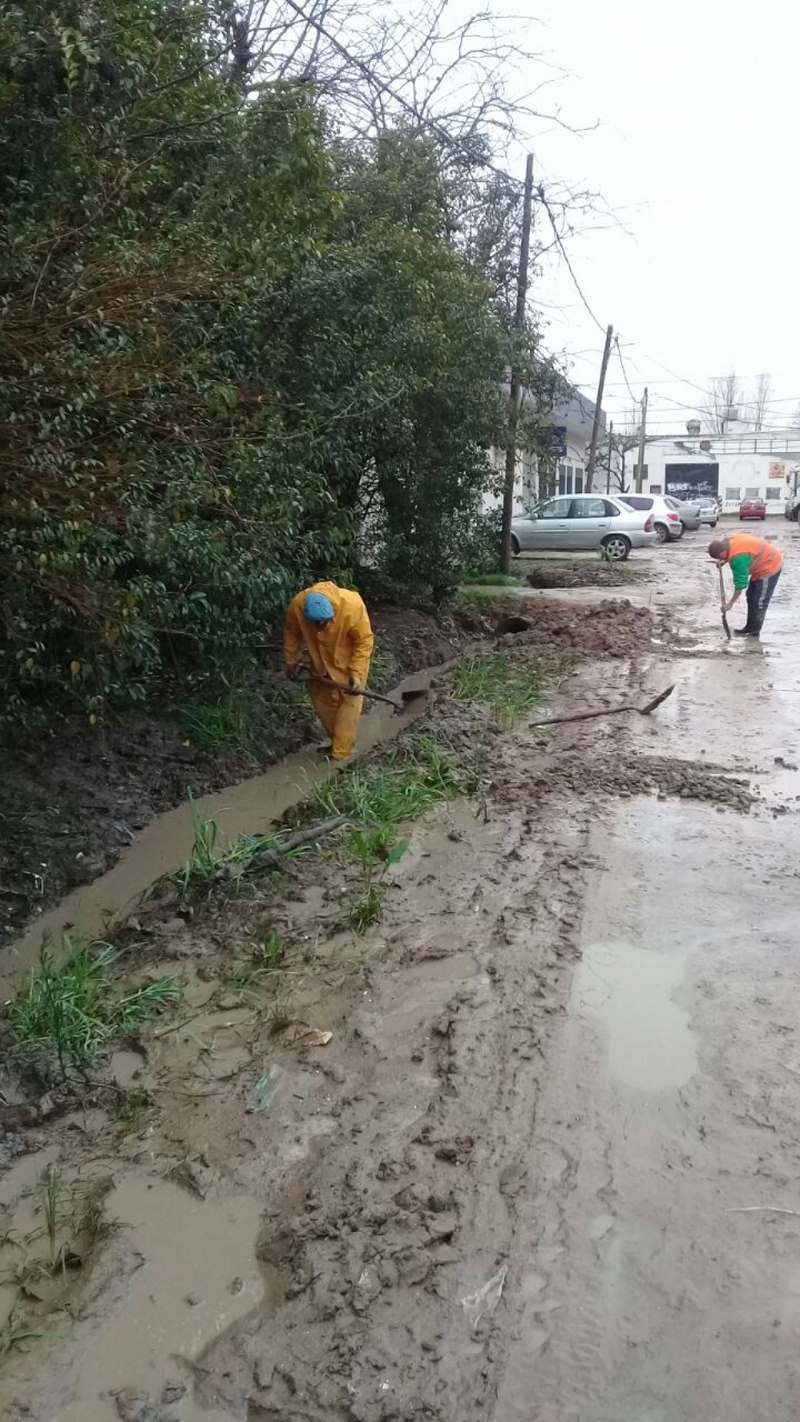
[307,672,401,711]
[718,566,732,639]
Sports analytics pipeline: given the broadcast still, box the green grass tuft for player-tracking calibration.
[180,693,256,751]
[314,735,474,826]
[453,651,554,726]
[8,940,182,1076]
[348,884,386,933]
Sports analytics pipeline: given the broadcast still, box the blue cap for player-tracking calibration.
[303,592,335,623]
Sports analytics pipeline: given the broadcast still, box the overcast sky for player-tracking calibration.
[509,0,799,435]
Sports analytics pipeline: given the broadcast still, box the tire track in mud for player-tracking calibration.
[191,778,598,1421]
[150,671,764,1419]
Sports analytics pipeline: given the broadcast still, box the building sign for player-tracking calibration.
[665,462,719,500]
[769,461,786,482]
[549,425,567,458]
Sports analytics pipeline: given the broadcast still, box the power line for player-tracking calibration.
[613,336,639,405]
[537,185,608,335]
[537,194,799,420]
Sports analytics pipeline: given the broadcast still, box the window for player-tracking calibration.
[571,497,608,518]
[539,497,573,519]
[557,463,567,495]
[574,472,584,494]
[619,496,652,510]
[725,487,740,500]
[766,486,782,500]
[649,483,662,494]
[744,487,759,498]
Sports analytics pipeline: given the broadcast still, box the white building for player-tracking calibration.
[626,422,800,514]
[488,388,604,514]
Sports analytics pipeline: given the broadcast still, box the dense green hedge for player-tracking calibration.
[0,2,555,724]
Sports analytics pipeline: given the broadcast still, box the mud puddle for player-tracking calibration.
[1,1175,265,1422]
[572,941,698,1091]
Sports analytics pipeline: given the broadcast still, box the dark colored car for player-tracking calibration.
[739,498,766,521]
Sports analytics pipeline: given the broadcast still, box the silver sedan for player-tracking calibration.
[511,494,655,562]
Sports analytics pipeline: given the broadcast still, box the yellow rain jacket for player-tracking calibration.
[283,583,374,760]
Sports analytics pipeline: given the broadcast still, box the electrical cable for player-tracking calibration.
[537,185,608,335]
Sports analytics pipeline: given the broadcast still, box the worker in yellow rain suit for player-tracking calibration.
[283,581,374,761]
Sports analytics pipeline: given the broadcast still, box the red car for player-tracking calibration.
[739,497,766,520]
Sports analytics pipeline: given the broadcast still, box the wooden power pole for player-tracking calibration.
[635,387,649,493]
[585,324,613,493]
[500,154,534,574]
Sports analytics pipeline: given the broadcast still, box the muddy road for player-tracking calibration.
[2,524,800,1422]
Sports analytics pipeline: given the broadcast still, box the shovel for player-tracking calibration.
[304,671,428,717]
[529,685,674,729]
[718,565,732,641]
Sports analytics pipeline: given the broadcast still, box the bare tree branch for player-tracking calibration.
[749,372,772,433]
[209,0,593,148]
[703,372,743,434]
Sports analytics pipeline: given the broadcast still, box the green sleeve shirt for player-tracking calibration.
[729,553,753,590]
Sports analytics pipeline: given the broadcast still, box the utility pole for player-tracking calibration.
[500,154,534,574]
[635,387,649,493]
[585,323,613,493]
[605,420,614,494]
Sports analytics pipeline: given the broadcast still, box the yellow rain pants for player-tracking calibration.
[283,582,374,760]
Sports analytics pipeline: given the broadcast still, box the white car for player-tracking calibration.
[618,494,684,543]
[511,493,656,562]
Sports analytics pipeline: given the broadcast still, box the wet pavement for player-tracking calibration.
[493,521,800,1421]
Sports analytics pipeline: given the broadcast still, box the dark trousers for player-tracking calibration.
[745,569,781,633]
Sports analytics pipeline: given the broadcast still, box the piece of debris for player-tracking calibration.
[247,1065,284,1113]
[461,1264,508,1331]
[299,1029,334,1048]
[169,1158,217,1200]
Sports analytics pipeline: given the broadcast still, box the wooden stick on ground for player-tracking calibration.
[246,814,350,871]
[529,685,674,729]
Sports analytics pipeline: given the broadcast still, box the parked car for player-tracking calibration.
[669,496,701,531]
[739,497,766,521]
[698,499,719,527]
[617,494,683,544]
[510,494,655,562]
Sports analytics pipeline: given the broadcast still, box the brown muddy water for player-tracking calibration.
[1,665,443,992]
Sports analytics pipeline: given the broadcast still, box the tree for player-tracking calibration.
[210,0,570,144]
[601,422,640,494]
[749,372,772,432]
[703,371,743,434]
[1,3,533,721]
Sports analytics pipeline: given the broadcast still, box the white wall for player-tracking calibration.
[483,448,535,517]
[636,443,800,513]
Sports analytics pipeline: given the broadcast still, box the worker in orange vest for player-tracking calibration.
[283,581,374,760]
[708,533,783,638]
